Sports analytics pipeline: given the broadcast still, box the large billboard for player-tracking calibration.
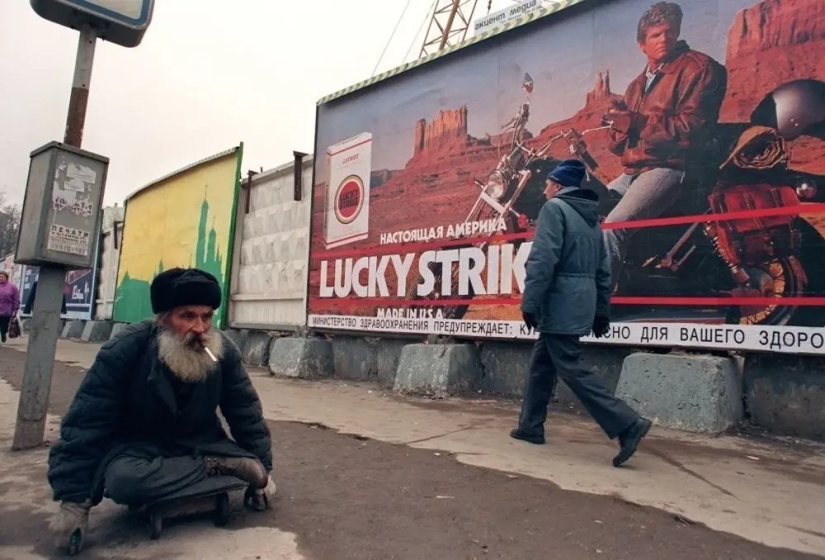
[307,0,825,355]
[112,146,243,328]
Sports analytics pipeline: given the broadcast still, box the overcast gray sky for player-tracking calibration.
[0,0,520,206]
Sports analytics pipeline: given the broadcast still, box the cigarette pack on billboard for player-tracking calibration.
[324,132,372,249]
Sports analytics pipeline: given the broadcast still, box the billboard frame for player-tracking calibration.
[111,144,243,329]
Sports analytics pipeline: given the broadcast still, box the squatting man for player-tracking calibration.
[47,268,276,552]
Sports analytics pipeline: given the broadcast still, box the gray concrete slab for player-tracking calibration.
[223,328,249,353]
[81,320,114,342]
[330,335,376,381]
[394,343,481,397]
[744,353,825,440]
[616,352,743,433]
[375,338,408,388]
[109,323,126,339]
[61,320,85,339]
[269,337,333,379]
[480,341,531,396]
[242,331,273,366]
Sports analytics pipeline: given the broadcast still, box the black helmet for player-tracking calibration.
[750,79,825,140]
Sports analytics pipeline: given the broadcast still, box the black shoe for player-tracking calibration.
[510,428,545,445]
[613,418,652,467]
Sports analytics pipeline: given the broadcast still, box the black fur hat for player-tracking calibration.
[150,268,222,313]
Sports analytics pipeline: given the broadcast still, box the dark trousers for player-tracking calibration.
[518,333,639,440]
[104,449,208,506]
[0,316,10,341]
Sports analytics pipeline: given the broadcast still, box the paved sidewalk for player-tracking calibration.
[0,338,823,558]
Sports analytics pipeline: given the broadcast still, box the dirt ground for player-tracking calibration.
[0,346,818,559]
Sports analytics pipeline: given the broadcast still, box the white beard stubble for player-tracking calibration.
[157,328,224,383]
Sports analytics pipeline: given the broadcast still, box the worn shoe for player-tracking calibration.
[204,456,268,489]
[247,474,277,511]
[612,418,652,467]
[509,428,545,445]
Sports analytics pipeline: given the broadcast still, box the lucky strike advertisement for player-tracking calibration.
[308,0,825,355]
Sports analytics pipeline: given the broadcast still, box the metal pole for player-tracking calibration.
[12,26,97,451]
[438,0,461,51]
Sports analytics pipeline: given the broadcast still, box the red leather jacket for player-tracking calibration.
[609,41,728,174]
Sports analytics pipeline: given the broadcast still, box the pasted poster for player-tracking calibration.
[19,265,96,321]
[112,146,242,328]
[48,153,98,259]
[308,0,825,355]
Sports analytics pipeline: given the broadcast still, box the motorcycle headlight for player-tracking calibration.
[796,178,817,200]
[485,172,506,200]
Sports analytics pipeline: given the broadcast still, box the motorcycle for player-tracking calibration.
[404,73,825,328]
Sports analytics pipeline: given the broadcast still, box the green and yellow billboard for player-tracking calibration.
[113,145,243,328]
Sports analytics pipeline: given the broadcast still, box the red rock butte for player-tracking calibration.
[413,107,469,156]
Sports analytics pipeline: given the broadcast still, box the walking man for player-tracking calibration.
[510,159,652,467]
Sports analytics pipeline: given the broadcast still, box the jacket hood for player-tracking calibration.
[555,187,600,227]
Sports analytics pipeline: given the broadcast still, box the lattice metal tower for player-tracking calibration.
[419,0,480,58]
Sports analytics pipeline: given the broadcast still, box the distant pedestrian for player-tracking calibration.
[510,159,652,467]
[0,271,20,343]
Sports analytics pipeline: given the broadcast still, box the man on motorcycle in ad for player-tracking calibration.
[511,159,652,467]
[603,1,728,290]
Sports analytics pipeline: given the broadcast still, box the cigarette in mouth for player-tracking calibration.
[204,347,218,362]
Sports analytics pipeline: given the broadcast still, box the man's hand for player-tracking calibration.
[607,109,637,134]
[522,311,538,331]
[50,500,91,553]
[592,315,610,339]
[247,474,277,511]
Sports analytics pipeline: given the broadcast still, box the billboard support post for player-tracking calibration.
[12,27,98,451]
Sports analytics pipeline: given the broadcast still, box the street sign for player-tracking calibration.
[30,0,154,47]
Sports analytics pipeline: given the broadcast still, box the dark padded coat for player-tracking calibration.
[521,187,611,335]
[47,320,273,505]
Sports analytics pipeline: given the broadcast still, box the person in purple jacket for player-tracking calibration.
[0,271,20,343]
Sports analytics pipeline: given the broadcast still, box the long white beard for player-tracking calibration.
[157,328,224,383]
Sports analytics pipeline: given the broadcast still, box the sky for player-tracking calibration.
[0,0,526,207]
[314,0,755,178]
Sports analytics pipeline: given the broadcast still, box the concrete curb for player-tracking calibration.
[616,352,743,434]
[269,337,334,379]
[243,332,274,366]
[61,320,85,339]
[329,335,407,387]
[394,343,482,398]
[744,353,825,440]
[81,320,114,342]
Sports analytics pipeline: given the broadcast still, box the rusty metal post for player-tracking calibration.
[293,151,308,201]
[12,26,98,451]
[64,27,97,147]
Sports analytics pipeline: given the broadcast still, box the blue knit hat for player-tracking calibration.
[547,159,586,188]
